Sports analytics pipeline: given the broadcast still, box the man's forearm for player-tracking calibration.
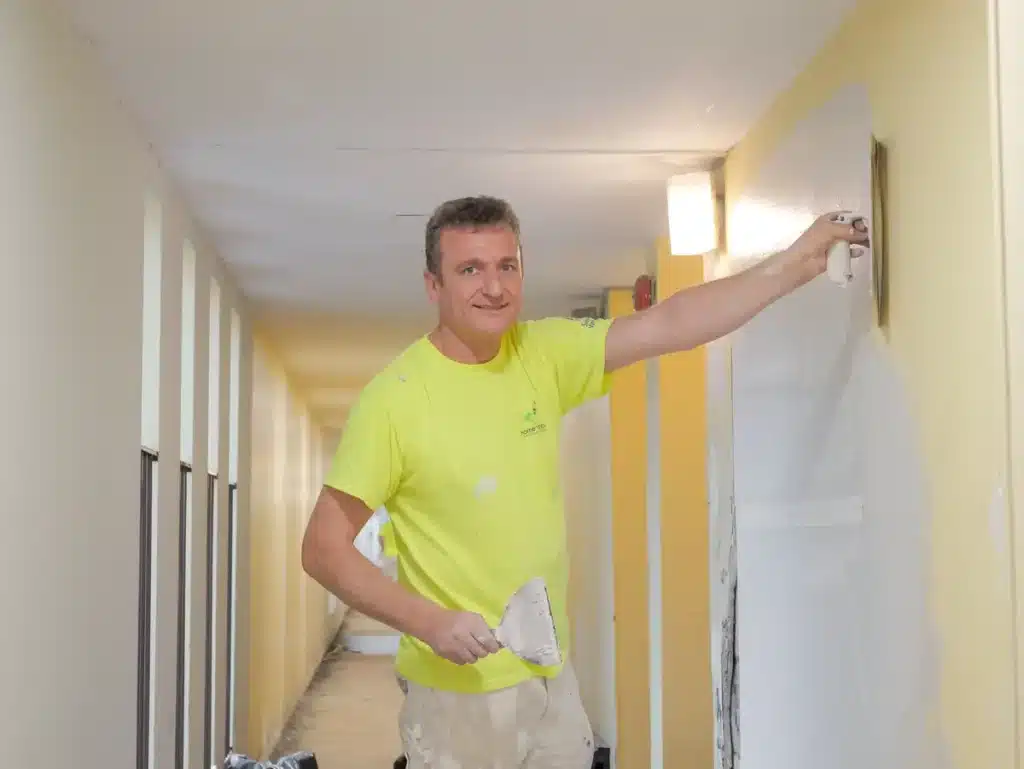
[301,490,445,641]
[309,545,444,641]
[656,250,801,347]
[606,249,802,370]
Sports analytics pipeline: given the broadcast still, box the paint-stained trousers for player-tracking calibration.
[398,662,594,769]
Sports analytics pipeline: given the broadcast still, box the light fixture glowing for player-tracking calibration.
[666,171,717,256]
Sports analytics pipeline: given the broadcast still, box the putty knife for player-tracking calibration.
[493,577,562,667]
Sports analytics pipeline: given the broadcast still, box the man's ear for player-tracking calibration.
[423,269,441,302]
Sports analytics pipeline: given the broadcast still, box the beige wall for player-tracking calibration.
[0,1,248,765]
[725,0,1015,765]
[247,336,343,757]
[0,2,341,764]
[1,3,145,762]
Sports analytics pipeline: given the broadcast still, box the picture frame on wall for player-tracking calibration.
[870,137,889,330]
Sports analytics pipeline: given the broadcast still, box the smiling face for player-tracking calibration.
[424,225,524,343]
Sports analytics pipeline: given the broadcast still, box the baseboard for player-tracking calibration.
[342,633,401,655]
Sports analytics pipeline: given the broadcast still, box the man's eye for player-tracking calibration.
[502,263,519,271]
[461,266,478,275]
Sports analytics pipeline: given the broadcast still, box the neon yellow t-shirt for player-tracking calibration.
[324,316,612,693]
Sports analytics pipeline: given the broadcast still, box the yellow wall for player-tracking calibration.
[655,244,713,768]
[725,0,1014,765]
[247,335,344,757]
[607,288,652,769]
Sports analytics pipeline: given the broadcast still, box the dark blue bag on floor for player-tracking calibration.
[223,750,318,769]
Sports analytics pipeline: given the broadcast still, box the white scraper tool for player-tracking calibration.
[493,577,562,667]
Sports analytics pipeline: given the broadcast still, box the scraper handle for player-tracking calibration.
[825,213,867,286]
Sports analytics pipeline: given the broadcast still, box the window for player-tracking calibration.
[139,194,162,769]
[225,309,241,753]
[141,196,162,454]
[177,242,196,769]
[208,279,221,470]
[205,278,222,767]
[180,242,196,466]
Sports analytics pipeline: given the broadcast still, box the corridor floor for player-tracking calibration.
[272,638,403,768]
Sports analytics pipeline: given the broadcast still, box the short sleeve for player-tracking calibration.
[323,378,403,510]
[524,316,614,414]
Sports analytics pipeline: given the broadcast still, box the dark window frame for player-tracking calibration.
[225,481,238,755]
[204,472,217,768]
[137,448,158,769]
[175,462,192,769]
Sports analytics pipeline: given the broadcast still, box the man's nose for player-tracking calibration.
[482,273,503,297]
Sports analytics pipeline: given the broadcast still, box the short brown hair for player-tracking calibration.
[424,196,521,276]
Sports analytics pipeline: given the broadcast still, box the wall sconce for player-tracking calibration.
[667,171,718,256]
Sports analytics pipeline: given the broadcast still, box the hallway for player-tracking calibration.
[271,640,403,769]
[5,1,1024,769]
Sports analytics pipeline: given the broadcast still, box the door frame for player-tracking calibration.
[989,0,1024,763]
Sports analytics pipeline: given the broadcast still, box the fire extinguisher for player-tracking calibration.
[633,274,656,311]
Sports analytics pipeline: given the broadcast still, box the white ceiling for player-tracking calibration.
[63,0,854,422]
[66,0,854,317]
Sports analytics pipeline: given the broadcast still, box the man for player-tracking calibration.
[301,196,868,768]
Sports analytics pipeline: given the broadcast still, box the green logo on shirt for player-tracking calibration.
[521,401,547,437]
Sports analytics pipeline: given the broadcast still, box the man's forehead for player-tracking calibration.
[440,224,517,241]
[439,227,520,259]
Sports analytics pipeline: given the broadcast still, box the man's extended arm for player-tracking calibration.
[605,251,800,371]
[604,212,869,373]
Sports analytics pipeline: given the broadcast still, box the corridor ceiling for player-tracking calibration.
[64,0,854,425]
